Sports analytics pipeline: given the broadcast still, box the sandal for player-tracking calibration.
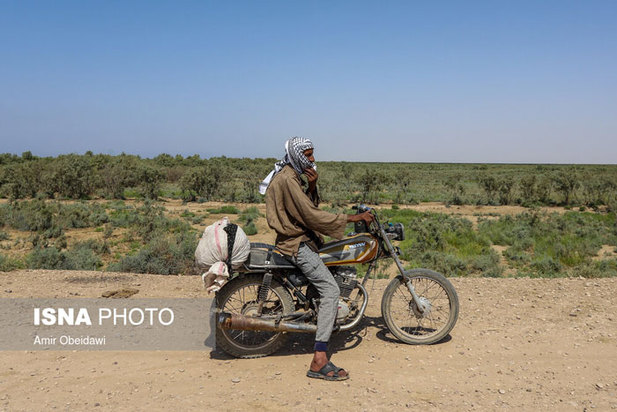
[306,361,349,381]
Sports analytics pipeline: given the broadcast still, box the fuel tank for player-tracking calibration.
[319,234,379,265]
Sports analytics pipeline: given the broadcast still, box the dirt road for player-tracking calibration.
[1,270,616,411]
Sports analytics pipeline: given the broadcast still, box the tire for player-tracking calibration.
[215,274,294,358]
[381,269,459,345]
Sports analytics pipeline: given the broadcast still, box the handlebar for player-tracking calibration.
[352,204,405,242]
[353,204,373,214]
[352,204,379,233]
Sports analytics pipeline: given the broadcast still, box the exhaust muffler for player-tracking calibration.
[218,312,317,334]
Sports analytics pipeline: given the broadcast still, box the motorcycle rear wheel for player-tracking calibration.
[381,269,459,345]
[216,274,294,358]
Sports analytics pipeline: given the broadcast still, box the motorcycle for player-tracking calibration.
[215,205,459,358]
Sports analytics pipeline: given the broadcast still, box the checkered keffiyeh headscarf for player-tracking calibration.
[259,137,315,195]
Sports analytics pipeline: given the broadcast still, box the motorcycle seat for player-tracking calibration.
[246,243,296,270]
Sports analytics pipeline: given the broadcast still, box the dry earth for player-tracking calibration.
[1,270,616,411]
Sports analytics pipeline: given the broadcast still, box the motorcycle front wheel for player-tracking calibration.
[381,269,459,345]
[216,274,294,358]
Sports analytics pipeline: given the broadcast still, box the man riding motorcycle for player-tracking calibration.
[260,137,373,381]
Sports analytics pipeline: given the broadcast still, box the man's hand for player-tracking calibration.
[304,167,318,193]
[347,211,375,225]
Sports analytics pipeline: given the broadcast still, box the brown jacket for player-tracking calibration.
[265,165,347,256]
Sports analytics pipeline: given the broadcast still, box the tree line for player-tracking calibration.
[1,152,616,209]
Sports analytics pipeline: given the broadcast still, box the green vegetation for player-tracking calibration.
[0,254,25,272]
[378,207,617,278]
[0,199,200,275]
[208,205,240,214]
[239,206,261,236]
[26,241,105,271]
[107,232,196,275]
[380,208,503,277]
[478,211,617,278]
[2,153,617,207]
[1,152,616,278]
[1,199,615,278]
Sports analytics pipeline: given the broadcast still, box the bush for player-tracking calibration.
[552,169,580,205]
[0,201,110,234]
[107,232,198,275]
[139,166,164,200]
[3,200,54,232]
[530,257,562,277]
[99,156,141,199]
[568,260,617,278]
[378,209,500,277]
[0,254,25,271]
[471,252,504,278]
[26,241,105,271]
[179,163,231,201]
[239,206,261,223]
[479,211,617,277]
[63,242,103,270]
[242,221,258,236]
[51,154,98,199]
[208,205,240,214]
[1,162,40,199]
[26,246,65,269]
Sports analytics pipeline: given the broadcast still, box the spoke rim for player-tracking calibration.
[389,277,452,341]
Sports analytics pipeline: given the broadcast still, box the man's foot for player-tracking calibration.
[307,361,349,381]
[309,351,348,380]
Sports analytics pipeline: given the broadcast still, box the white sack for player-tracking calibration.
[195,217,250,293]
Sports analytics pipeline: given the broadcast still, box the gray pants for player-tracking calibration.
[294,243,340,343]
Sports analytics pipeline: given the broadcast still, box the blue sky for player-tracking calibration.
[1,1,616,163]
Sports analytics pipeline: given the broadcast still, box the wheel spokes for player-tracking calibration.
[389,277,452,340]
[222,282,285,348]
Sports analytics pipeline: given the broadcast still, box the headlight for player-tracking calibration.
[384,223,405,241]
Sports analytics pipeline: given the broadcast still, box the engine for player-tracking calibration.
[305,266,359,323]
[330,266,358,298]
[336,300,350,322]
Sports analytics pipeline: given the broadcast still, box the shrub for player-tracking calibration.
[518,175,538,205]
[0,254,25,271]
[1,162,40,199]
[26,246,65,269]
[43,225,64,239]
[179,163,231,201]
[443,174,465,205]
[552,169,580,205]
[26,241,105,271]
[479,175,499,205]
[479,210,617,277]
[208,205,240,214]
[471,252,504,278]
[355,169,388,203]
[99,156,141,199]
[242,221,258,236]
[3,200,54,232]
[139,166,164,200]
[51,154,98,199]
[239,206,261,224]
[108,232,198,275]
[530,257,562,277]
[0,201,109,234]
[63,242,103,270]
[568,260,617,278]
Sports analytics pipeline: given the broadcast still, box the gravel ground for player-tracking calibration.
[1,270,616,411]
